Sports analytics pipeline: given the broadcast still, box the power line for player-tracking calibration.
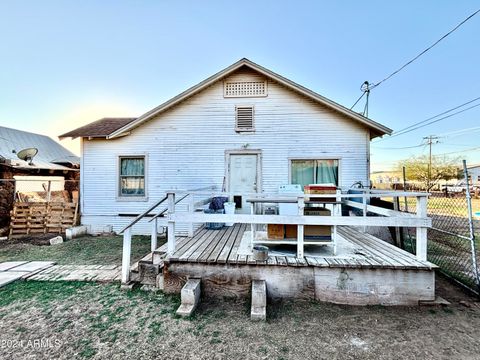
[437,125,480,138]
[371,143,425,150]
[393,96,480,135]
[369,8,480,89]
[433,146,480,157]
[374,99,480,142]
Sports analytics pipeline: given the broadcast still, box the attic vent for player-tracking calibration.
[224,81,267,97]
[235,106,254,132]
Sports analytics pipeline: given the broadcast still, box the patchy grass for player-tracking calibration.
[1,278,480,359]
[0,235,162,265]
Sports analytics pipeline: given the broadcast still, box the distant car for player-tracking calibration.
[441,181,480,194]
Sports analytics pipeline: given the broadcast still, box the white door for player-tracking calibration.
[229,154,258,213]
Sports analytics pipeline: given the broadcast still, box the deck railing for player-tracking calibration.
[120,188,431,284]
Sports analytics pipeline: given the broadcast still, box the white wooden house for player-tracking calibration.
[61,58,391,235]
[61,59,438,308]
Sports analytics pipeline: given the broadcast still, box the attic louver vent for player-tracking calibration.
[224,81,267,97]
[235,106,254,131]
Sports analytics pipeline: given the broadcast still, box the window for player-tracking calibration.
[290,159,339,188]
[119,156,145,197]
[224,81,267,97]
[235,106,254,131]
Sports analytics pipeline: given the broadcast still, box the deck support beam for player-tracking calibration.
[121,227,132,284]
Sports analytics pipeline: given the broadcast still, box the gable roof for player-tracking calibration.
[59,117,136,139]
[61,58,392,139]
[0,126,79,171]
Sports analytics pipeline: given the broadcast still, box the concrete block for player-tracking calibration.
[120,282,135,291]
[66,225,88,240]
[156,274,164,290]
[49,236,64,245]
[176,278,201,317]
[251,280,266,321]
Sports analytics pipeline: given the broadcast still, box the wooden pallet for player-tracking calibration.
[9,202,79,237]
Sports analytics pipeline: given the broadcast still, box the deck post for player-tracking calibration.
[393,198,402,248]
[151,217,158,252]
[362,189,368,233]
[121,227,132,284]
[188,193,194,237]
[297,196,305,258]
[250,201,255,246]
[416,195,428,261]
[167,192,176,255]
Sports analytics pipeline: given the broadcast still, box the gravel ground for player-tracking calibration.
[0,276,479,360]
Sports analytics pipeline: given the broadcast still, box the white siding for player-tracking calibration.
[81,68,370,234]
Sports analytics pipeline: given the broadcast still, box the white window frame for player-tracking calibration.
[288,157,341,186]
[117,154,148,201]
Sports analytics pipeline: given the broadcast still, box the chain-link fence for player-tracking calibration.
[396,162,480,294]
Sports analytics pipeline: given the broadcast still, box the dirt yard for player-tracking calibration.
[0,276,479,360]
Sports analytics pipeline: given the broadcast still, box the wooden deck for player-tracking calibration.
[157,223,435,270]
[153,223,437,305]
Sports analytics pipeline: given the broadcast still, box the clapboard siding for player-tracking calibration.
[81,69,369,234]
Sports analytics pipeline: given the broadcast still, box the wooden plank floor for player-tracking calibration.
[157,224,436,270]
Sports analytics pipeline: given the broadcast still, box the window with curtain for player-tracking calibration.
[291,159,339,188]
[119,156,145,196]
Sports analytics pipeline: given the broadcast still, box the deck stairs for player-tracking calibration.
[130,245,167,287]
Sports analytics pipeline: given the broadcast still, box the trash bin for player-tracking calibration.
[223,202,236,226]
[204,208,224,230]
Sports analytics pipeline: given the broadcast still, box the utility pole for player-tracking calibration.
[423,135,440,190]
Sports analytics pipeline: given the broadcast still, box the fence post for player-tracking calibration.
[297,196,305,258]
[46,180,51,202]
[121,227,132,284]
[167,192,176,255]
[151,217,158,252]
[463,160,480,288]
[416,195,428,261]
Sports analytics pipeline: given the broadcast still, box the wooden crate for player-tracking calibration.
[9,202,78,238]
[267,224,284,240]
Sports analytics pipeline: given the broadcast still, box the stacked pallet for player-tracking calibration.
[9,202,78,237]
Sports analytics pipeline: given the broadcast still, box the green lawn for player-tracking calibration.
[0,235,162,265]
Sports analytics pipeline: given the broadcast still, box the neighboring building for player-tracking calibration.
[371,170,402,189]
[468,164,480,185]
[60,58,392,234]
[0,126,79,226]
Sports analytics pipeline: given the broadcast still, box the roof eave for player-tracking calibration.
[108,58,392,138]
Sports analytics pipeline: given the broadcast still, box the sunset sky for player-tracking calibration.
[0,1,478,171]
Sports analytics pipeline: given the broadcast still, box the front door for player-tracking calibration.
[228,154,258,213]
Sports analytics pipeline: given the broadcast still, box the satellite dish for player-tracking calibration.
[17,148,38,165]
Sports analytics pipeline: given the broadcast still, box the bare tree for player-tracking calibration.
[397,155,459,191]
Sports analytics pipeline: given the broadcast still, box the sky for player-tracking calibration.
[0,1,479,171]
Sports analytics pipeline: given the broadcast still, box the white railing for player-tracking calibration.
[120,189,431,284]
[119,186,216,283]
